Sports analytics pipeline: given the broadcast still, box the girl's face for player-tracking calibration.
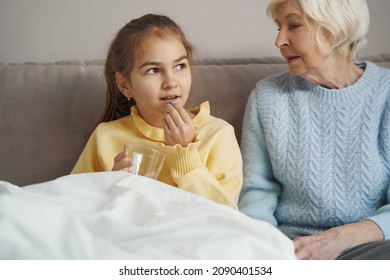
[273,1,333,78]
[118,35,192,127]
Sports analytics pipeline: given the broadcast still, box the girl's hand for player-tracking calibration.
[162,102,195,147]
[112,151,132,171]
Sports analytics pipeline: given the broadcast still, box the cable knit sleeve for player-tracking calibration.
[368,81,390,239]
[238,88,281,225]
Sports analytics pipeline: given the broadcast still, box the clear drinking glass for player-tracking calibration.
[123,144,165,179]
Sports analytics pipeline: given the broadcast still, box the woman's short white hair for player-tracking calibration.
[267,0,370,59]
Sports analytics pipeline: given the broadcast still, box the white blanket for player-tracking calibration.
[0,172,296,259]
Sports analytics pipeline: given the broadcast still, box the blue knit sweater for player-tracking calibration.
[238,61,390,239]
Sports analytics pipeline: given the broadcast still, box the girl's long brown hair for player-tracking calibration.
[100,14,194,123]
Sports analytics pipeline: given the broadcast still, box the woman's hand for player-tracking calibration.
[162,102,195,147]
[293,220,384,259]
[112,151,132,171]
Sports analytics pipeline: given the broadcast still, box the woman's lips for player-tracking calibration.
[287,56,300,64]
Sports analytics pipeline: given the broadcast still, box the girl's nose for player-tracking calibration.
[162,73,178,89]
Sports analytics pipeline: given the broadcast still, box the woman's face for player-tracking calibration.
[117,35,192,127]
[273,1,332,78]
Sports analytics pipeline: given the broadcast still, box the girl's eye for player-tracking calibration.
[146,68,159,74]
[175,63,186,70]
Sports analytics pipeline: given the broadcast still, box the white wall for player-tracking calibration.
[0,0,389,64]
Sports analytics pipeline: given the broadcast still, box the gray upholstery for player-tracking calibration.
[1,54,390,186]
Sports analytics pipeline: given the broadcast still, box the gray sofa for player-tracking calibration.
[1,54,390,186]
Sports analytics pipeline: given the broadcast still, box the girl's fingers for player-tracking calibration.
[114,151,127,162]
[112,151,132,171]
[174,104,193,124]
[165,103,187,126]
[163,113,176,131]
[163,102,195,147]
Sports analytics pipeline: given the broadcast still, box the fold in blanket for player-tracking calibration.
[0,172,296,260]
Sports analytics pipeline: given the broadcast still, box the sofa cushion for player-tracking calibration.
[0,61,106,185]
[1,55,389,186]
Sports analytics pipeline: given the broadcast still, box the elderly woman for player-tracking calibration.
[239,0,390,259]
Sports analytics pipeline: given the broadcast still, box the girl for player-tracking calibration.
[71,14,243,209]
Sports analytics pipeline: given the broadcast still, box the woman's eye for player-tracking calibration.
[146,68,159,74]
[288,24,301,30]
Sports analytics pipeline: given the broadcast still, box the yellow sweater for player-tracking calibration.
[72,102,243,209]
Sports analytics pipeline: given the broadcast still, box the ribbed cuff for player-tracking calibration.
[160,140,203,178]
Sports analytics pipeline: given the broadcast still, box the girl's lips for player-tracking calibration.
[160,96,179,104]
